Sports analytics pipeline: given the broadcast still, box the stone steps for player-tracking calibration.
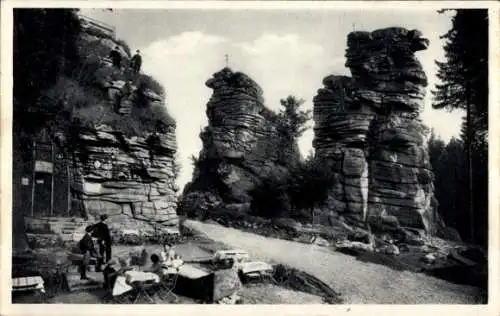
[25,217,91,242]
[66,271,104,292]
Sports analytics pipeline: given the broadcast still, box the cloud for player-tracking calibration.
[238,33,324,57]
[140,31,336,189]
[139,30,462,191]
[144,31,227,56]
[141,31,229,190]
[234,33,341,156]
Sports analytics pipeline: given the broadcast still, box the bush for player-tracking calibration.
[72,95,175,137]
[287,157,336,217]
[249,156,336,220]
[137,74,165,97]
[250,170,291,218]
[115,38,131,57]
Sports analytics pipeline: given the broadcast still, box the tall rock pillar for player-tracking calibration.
[313,27,439,234]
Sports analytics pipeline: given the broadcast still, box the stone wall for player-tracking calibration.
[313,27,439,234]
[181,68,299,216]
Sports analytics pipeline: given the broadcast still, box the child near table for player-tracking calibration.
[145,254,165,276]
[103,258,122,291]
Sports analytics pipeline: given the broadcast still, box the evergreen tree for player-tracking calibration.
[277,95,312,139]
[432,9,488,244]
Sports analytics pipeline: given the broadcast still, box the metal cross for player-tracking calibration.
[224,54,229,67]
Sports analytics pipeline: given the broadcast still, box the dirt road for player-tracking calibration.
[185,220,484,304]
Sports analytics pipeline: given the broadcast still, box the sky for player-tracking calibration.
[81,8,464,190]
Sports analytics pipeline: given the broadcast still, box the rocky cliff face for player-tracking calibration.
[313,28,439,234]
[67,29,179,234]
[181,68,299,217]
[71,125,179,230]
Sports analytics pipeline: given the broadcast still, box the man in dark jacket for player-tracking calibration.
[109,46,122,69]
[130,50,142,74]
[92,214,112,271]
[78,226,98,280]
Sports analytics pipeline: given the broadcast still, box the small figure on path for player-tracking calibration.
[92,214,112,271]
[130,49,142,74]
[78,226,99,280]
[109,46,122,69]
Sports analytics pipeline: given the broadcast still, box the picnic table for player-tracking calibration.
[12,276,45,293]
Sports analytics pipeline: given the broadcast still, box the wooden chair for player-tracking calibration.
[129,280,157,304]
[156,269,179,303]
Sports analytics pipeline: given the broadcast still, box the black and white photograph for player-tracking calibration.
[2,1,497,311]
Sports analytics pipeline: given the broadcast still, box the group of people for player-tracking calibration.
[109,46,142,74]
[78,215,112,280]
[77,215,184,293]
[101,244,184,292]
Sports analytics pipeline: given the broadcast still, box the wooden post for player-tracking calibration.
[50,142,55,216]
[30,140,36,217]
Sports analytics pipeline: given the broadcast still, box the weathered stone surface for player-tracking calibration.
[181,68,300,216]
[71,122,179,229]
[313,27,438,234]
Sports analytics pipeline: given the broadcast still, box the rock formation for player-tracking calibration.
[313,27,439,234]
[70,123,179,232]
[181,68,300,217]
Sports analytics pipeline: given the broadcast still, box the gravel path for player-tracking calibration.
[185,220,484,304]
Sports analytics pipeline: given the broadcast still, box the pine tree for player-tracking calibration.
[432,9,488,243]
[277,95,312,138]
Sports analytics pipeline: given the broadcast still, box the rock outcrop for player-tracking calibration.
[313,27,439,234]
[71,123,179,231]
[181,68,300,217]
[69,28,179,234]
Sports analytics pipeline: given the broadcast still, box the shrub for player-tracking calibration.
[250,170,291,218]
[137,74,165,97]
[72,99,175,138]
[249,156,335,220]
[286,157,336,217]
[115,38,131,57]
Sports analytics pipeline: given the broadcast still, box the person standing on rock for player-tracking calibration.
[130,50,142,74]
[109,46,122,69]
[92,214,112,271]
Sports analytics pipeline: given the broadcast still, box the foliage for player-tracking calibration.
[72,101,175,137]
[432,9,488,135]
[115,38,132,57]
[250,155,335,220]
[250,170,291,218]
[276,95,312,139]
[136,74,166,98]
[14,9,82,109]
[431,9,488,245]
[286,156,336,217]
[428,134,488,246]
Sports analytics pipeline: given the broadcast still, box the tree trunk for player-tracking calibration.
[465,82,474,243]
